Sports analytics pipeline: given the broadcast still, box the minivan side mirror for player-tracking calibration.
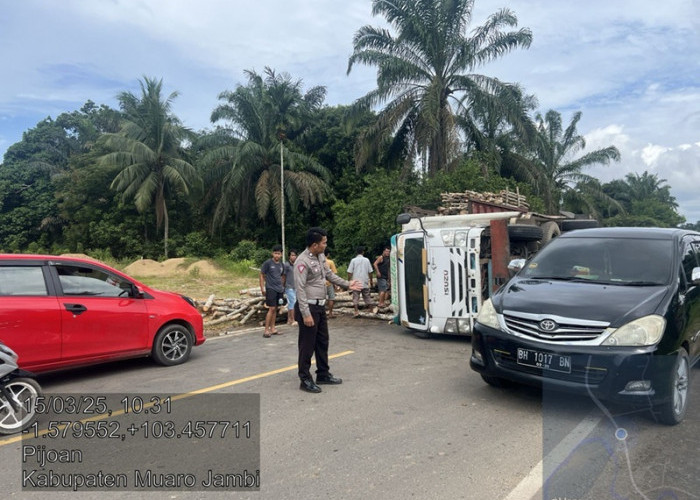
[692,267,700,286]
[508,259,526,275]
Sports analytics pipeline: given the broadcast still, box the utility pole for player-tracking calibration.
[280,141,286,262]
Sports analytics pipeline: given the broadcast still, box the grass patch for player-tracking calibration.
[103,255,260,301]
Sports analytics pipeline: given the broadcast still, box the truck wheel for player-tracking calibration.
[560,219,599,231]
[508,224,543,242]
[655,348,690,425]
[540,221,561,246]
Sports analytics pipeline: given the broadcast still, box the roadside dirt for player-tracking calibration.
[124,258,225,278]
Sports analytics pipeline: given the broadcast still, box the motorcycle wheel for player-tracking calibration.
[0,377,42,435]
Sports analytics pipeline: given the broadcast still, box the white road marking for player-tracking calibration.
[503,412,601,500]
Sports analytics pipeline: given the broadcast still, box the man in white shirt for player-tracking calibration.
[347,246,376,317]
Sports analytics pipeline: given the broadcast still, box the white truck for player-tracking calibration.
[390,207,595,337]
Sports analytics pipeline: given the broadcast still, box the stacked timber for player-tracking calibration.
[196,290,394,330]
[438,189,529,215]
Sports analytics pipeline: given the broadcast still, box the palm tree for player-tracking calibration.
[601,171,683,226]
[619,171,678,207]
[205,68,331,234]
[524,110,621,214]
[457,83,538,177]
[99,77,199,258]
[347,0,532,174]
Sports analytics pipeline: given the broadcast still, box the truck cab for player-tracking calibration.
[392,212,522,337]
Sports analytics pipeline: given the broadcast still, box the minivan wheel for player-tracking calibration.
[152,324,193,366]
[480,373,509,388]
[656,349,690,425]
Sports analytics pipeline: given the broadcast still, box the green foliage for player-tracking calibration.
[211,255,261,278]
[680,221,700,231]
[600,171,684,227]
[331,170,409,262]
[604,200,684,228]
[412,156,543,212]
[174,231,215,257]
[229,240,270,266]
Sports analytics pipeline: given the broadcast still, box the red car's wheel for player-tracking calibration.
[152,324,193,366]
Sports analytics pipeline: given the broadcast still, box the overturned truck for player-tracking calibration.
[390,193,598,337]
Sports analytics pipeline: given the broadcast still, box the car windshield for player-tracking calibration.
[520,237,674,285]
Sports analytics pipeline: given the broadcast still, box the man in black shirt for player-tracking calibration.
[373,246,391,308]
[260,244,285,337]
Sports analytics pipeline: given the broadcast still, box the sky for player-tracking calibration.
[1,0,699,222]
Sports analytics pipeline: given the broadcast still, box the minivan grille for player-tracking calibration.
[503,312,608,341]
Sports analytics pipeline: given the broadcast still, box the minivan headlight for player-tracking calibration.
[602,315,665,346]
[476,299,500,330]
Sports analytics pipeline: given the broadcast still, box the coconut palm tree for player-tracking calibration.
[347,0,532,174]
[99,77,199,258]
[205,68,331,232]
[525,110,621,214]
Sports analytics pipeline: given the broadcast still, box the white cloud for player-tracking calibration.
[0,0,698,222]
[641,145,671,166]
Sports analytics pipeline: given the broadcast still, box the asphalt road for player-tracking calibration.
[0,317,698,500]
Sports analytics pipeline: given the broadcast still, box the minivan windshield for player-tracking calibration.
[520,237,674,285]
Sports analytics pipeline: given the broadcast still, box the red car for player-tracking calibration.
[0,254,205,373]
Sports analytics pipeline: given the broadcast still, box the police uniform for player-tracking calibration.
[294,247,349,382]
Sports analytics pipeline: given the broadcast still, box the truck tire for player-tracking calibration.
[560,219,599,231]
[540,221,561,246]
[508,224,543,242]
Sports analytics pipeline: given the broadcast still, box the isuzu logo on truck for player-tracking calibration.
[443,270,449,295]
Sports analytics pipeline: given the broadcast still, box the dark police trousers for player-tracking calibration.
[295,303,330,381]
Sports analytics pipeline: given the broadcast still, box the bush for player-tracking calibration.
[175,232,215,257]
[229,240,270,266]
[229,240,257,260]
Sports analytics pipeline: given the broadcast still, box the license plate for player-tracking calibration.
[517,348,572,373]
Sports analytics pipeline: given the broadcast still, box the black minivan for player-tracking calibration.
[470,227,700,425]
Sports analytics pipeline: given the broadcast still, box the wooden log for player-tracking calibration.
[239,307,258,325]
[204,315,236,327]
[202,294,216,312]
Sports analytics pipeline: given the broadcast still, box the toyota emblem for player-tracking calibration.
[539,319,557,332]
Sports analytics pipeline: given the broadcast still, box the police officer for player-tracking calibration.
[294,227,362,393]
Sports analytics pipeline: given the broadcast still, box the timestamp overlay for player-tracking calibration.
[19,393,260,492]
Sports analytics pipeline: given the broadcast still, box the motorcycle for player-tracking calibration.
[0,342,42,435]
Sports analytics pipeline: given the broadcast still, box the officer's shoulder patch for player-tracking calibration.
[297,263,306,273]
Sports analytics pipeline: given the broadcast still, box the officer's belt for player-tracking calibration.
[308,299,326,306]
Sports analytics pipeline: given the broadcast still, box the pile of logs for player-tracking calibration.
[197,288,394,330]
[438,189,529,215]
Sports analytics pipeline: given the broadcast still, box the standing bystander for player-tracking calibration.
[284,250,298,326]
[324,248,338,317]
[373,246,391,308]
[260,245,285,338]
[294,227,362,393]
[347,246,376,317]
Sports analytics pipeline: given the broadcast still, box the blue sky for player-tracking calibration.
[1,0,699,222]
